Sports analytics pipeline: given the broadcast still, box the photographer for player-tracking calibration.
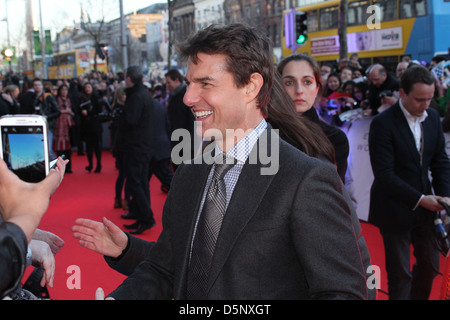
[377,90,400,114]
[0,157,67,299]
[367,64,400,115]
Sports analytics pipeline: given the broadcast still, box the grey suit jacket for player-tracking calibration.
[109,129,367,300]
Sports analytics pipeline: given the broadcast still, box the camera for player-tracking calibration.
[379,90,393,98]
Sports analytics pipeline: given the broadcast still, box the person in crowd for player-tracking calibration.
[142,83,174,194]
[149,96,173,194]
[165,69,196,170]
[53,84,74,173]
[0,156,67,299]
[3,225,65,300]
[367,64,400,115]
[110,86,130,210]
[277,54,349,182]
[266,74,375,299]
[115,66,155,235]
[152,83,167,106]
[349,53,363,70]
[323,72,342,99]
[320,63,334,88]
[0,84,20,116]
[68,79,84,156]
[435,61,450,117]
[368,65,450,300]
[352,68,363,80]
[74,23,367,300]
[342,80,356,98]
[396,61,410,80]
[79,82,103,173]
[19,78,61,158]
[353,81,370,109]
[268,73,336,163]
[339,66,353,84]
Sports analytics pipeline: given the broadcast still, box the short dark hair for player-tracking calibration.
[400,65,435,94]
[178,23,274,113]
[165,69,184,82]
[32,78,42,85]
[126,65,143,85]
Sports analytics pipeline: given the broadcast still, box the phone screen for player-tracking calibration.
[1,124,47,182]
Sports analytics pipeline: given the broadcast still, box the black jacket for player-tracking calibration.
[116,82,154,156]
[0,222,27,299]
[166,84,195,149]
[369,103,450,232]
[303,107,349,182]
[19,91,61,131]
[367,73,400,116]
[79,93,103,133]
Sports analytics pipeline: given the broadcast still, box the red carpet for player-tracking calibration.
[22,151,446,300]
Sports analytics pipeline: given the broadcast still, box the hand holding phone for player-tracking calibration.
[50,154,66,169]
[0,115,50,182]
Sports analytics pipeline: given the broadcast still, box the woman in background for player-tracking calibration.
[277,54,349,182]
[53,84,74,173]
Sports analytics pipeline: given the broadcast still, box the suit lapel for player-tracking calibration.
[206,129,278,294]
[420,114,434,166]
[175,161,213,299]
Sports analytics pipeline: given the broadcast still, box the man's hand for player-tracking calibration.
[72,217,128,258]
[95,287,114,300]
[29,240,55,288]
[33,229,65,255]
[0,157,68,242]
[419,195,449,212]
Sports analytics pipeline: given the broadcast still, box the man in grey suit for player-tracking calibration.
[368,65,450,300]
[73,24,367,300]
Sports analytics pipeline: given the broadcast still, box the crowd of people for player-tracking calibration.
[1,22,450,301]
[317,53,450,126]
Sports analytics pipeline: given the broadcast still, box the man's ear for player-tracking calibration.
[245,73,264,104]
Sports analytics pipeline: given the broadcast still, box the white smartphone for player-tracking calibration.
[0,115,50,182]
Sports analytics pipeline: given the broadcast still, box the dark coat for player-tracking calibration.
[303,107,349,182]
[107,128,367,300]
[0,222,27,299]
[368,103,450,232]
[116,82,154,156]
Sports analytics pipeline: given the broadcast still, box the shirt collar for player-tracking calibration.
[399,98,428,124]
[215,119,267,164]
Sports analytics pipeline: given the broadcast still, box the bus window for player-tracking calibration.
[307,10,318,33]
[67,54,75,65]
[348,0,370,27]
[399,0,427,19]
[372,0,398,21]
[320,5,338,30]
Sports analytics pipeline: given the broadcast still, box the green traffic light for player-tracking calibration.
[296,34,308,44]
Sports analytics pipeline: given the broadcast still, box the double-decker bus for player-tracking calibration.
[48,48,108,80]
[282,0,450,71]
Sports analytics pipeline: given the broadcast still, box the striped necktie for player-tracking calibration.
[187,155,235,299]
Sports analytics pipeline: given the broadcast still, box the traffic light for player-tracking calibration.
[295,12,308,45]
[1,48,14,61]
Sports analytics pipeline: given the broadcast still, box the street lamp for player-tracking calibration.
[1,0,12,73]
[1,47,13,60]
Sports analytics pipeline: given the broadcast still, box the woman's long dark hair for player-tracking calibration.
[266,73,336,164]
